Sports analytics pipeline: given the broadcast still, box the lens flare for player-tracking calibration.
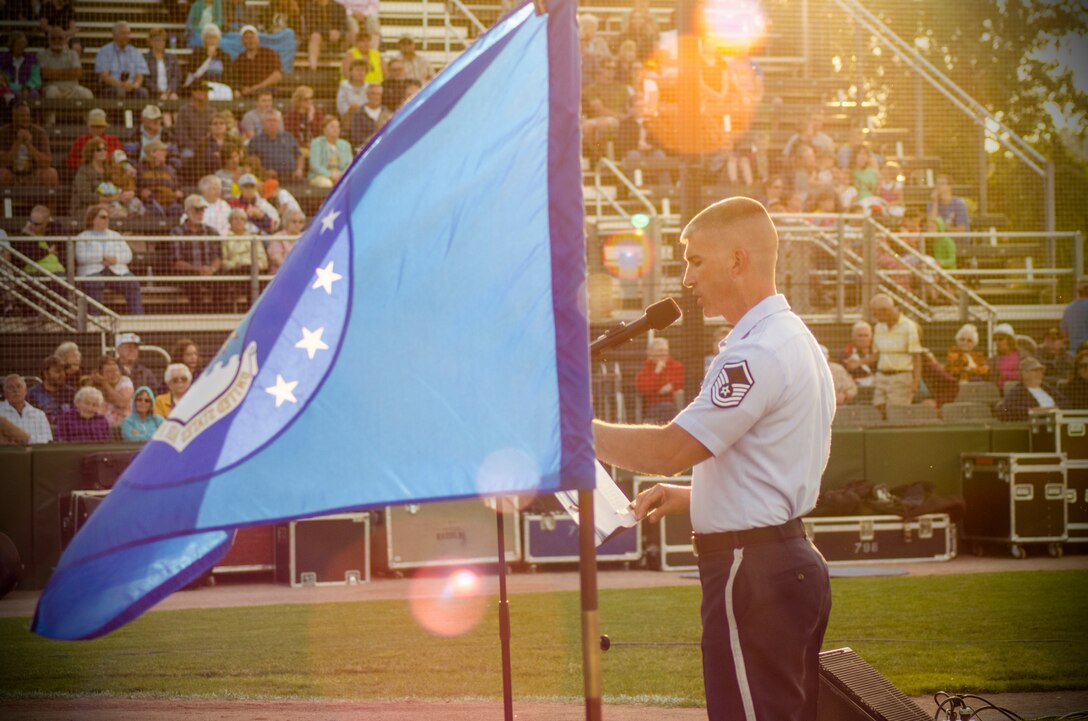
[601,231,654,280]
[697,0,768,56]
[408,566,488,638]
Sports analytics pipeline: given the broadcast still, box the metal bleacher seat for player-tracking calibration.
[940,401,995,423]
[955,382,1001,407]
[884,404,939,425]
[832,404,883,427]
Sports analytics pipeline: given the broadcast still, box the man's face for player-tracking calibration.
[90,124,105,137]
[143,116,162,133]
[48,31,65,52]
[682,231,735,320]
[241,185,258,200]
[12,105,31,128]
[188,205,207,226]
[257,94,274,112]
[389,60,405,79]
[114,24,130,47]
[149,147,167,165]
[871,302,897,325]
[1022,367,1045,389]
[366,85,383,107]
[852,325,872,348]
[242,31,259,52]
[45,364,67,388]
[118,342,139,366]
[4,378,27,408]
[648,342,669,363]
[936,178,953,201]
[263,114,280,136]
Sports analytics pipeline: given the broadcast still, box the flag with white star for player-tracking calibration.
[33,0,592,641]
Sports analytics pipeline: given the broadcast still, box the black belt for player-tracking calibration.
[692,518,806,557]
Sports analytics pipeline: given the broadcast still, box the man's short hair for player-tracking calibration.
[681,196,775,246]
[42,355,65,373]
[350,59,367,71]
[3,374,25,391]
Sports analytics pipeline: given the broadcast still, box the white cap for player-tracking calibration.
[993,323,1015,338]
[116,332,142,346]
[240,24,259,37]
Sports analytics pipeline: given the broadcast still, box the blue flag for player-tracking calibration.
[34,0,593,640]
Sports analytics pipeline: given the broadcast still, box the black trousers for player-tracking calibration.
[698,535,831,720]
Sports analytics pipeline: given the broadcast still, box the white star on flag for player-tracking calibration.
[312,262,342,295]
[295,327,330,360]
[320,209,342,232]
[265,374,299,407]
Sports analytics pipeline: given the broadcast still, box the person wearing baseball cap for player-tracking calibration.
[231,173,280,233]
[988,322,1022,392]
[115,332,160,393]
[230,24,282,97]
[168,194,223,311]
[137,139,183,214]
[68,108,123,170]
[177,80,215,158]
[996,355,1069,422]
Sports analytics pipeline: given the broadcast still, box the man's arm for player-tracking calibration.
[0,416,30,445]
[912,352,922,395]
[592,419,711,478]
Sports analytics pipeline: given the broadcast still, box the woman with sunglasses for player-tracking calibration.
[74,203,144,314]
[121,385,163,442]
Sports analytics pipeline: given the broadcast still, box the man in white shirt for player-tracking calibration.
[594,197,834,720]
[0,374,53,444]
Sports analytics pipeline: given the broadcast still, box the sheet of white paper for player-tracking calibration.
[554,461,637,546]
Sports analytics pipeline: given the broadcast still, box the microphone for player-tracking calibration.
[590,298,682,357]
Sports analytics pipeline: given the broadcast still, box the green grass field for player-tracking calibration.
[2,570,1086,705]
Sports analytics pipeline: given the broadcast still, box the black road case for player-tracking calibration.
[61,489,109,548]
[522,513,640,567]
[1066,461,1088,544]
[1030,409,1088,460]
[376,498,520,573]
[275,513,370,587]
[802,514,956,564]
[633,476,695,571]
[961,453,1067,558]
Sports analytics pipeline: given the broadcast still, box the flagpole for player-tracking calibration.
[578,489,603,721]
[495,501,514,721]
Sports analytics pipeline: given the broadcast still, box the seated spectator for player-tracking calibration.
[68,108,123,171]
[138,140,183,216]
[582,59,629,158]
[309,116,351,188]
[403,78,422,106]
[782,117,833,162]
[841,322,878,389]
[821,345,857,406]
[224,0,265,32]
[269,208,305,271]
[284,85,324,156]
[170,194,224,310]
[228,25,283,97]
[1063,348,1088,409]
[13,205,65,276]
[988,323,1022,392]
[121,386,163,442]
[260,174,301,217]
[146,28,182,101]
[223,208,271,271]
[337,59,369,124]
[55,340,83,387]
[105,149,145,218]
[0,32,41,101]
[928,174,970,233]
[946,323,989,383]
[926,216,956,271]
[40,0,80,53]
[1038,328,1073,385]
[578,13,611,87]
[71,138,113,214]
[39,27,91,99]
[394,35,432,84]
[91,354,134,429]
[187,0,224,48]
[0,374,53,444]
[877,161,904,215]
[95,21,149,98]
[172,338,203,380]
[383,58,411,112]
[270,0,302,34]
[349,83,392,149]
[635,338,684,424]
[341,31,383,84]
[618,4,660,62]
[248,109,305,180]
[115,332,160,393]
[194,112,234,180]
[177,82,215,162]
[0,101,59,187]
[240,91,277,139]
[919,348,960,408]
[127,105,177,164]
[759,176,785,208]
[27,354,75,427]
[852,144,879,200]
[75,204,144,314]
[230,173,280,232]
[832,166,858,212]
[788,143,817,203]
[215,141,246,197]
[55,386,111,443]
[186,23,233,92]
[304,0,345,72]
[193,174,232,233]
[997,356,1069,421]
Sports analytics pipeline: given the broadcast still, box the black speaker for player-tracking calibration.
[818,647,930,721]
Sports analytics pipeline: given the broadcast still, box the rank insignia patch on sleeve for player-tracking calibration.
[711,360,754,409]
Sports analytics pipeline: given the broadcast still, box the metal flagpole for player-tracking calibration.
[495,502,514,721]
[578,489,603,720]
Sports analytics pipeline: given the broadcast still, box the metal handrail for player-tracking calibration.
[1,246,119,333]
[593,158,659,222]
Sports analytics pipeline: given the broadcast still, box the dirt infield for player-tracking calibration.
[5,691,1088,720]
